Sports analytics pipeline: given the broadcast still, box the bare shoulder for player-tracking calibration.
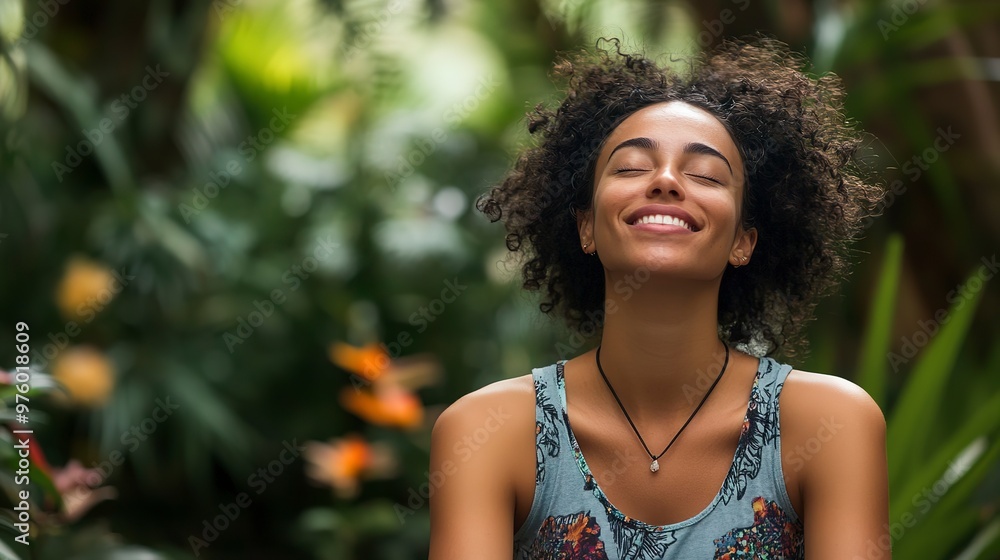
[778,369,891,551]
[430,373,537,484]
[432,373,536,441]
[778,368,887,490]
[780,368,886,430]
[428,372,537,558]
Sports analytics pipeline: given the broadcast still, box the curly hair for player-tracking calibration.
[477,37,884,358]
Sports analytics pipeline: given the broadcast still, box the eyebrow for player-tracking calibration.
[606,137,734,177]
[607,137,659,162]
[683,142,733,176]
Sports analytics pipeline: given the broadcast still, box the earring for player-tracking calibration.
[582,242,590,251]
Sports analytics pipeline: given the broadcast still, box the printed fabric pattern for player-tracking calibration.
[513,357,805,560]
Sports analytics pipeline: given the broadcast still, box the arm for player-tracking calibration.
[784,371,891,558]
[428,379,533,560]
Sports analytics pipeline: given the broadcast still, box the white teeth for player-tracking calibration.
[635,214,692,230]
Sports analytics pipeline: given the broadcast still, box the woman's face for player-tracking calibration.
[579,100,757,281]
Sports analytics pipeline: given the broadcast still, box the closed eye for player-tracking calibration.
[689,173,722,184]
[613,167,649,174]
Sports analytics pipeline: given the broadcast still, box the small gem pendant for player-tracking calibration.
[650,459,660,473]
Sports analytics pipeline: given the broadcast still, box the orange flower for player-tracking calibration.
[55,256,117,320]
[330,342,441,430]
[303,435,396,499]
[340,385,423,429]
[329,342,389,382]
[52,346,115,408]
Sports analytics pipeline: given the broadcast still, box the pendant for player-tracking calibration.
[650,459,659,473]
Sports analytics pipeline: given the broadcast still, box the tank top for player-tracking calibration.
[513,357,805,559]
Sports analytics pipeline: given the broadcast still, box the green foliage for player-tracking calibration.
[853,240,1000,558]
[855,233,903,407]
[0,0,997,558]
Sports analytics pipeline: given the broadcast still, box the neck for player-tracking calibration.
[596,274,731,415]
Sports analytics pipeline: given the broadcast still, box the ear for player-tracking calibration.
[576,207,595,252]
[729,226,758,267]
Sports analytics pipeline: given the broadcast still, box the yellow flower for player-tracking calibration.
[55,256,115,320]
[52,346,114,407]
[303,435,396,499]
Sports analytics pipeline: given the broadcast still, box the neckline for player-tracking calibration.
[555,356,768,532]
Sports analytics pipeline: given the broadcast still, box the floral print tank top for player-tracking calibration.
[513,357,805,559]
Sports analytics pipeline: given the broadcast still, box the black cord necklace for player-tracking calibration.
[594,342,730,473]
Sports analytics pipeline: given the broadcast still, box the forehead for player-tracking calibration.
[600,101,742,165]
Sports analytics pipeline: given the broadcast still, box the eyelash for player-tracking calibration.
[612,167,646,174]
[612,167,722,185]
[691,174,722,184]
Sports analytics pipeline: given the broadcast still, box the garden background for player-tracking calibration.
[1,0,999,558]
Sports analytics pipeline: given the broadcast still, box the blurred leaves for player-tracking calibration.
[855,233,903,407]
[0,0,998,558]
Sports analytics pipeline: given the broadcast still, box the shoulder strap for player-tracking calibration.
[758,357,803,525]
[755,357,792,407]
[516,362,571,543]
[531,362,565,485]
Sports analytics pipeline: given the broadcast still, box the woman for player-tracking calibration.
[430,37,889,559]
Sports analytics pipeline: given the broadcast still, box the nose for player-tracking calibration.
[646,165,685,200]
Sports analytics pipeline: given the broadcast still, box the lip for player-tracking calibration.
[625,205,701,232]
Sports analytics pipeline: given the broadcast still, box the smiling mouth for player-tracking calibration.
[631,214,695,231]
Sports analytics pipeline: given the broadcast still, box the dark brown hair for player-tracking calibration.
[477,37,884,357]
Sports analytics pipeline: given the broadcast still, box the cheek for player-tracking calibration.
[704,190,741,226]
[592,183,627,227]
[594,188,641,235]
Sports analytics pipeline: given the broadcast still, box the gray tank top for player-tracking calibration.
[513,357,805,559]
